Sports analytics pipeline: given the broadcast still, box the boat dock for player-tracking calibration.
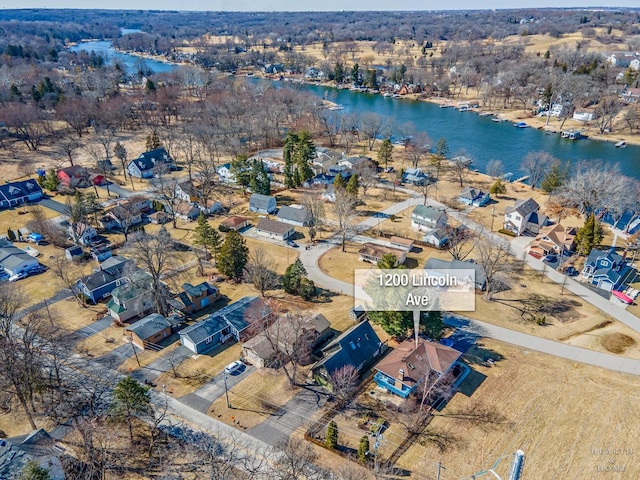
[561,129,584,140]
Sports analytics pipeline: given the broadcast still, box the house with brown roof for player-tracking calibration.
[358,243,407,264]
[373,337,462,398]
[255,218,294,242]
[221,216,249,231]
[528,224,577,259]
[125,313,180,350]
[503,197,548,236]
[389,236,414,252]
[242,313,331,368]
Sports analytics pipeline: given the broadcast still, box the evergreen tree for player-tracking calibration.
[231,155,251,194]
[334,61,345,83]
[358,435,370,462]
[420,310,444,341]
[377,253,403,269]
[283,258,307,295]
[377,138,394,169]
[7,228,16,242]
[209,229,222,266]
[326,421,338,449]
[298,277,316,301]
[540,162,569,193]
[283,131,316,188]
[575,213,603,256]
[114,141,128,180]
[193,212,214,259]
[346,174,360,198]
[368,310,412,338]
[351,63,360,84]
[490,179,507,196]
[432,137,449,179]
[20,461,51,480]
[333,173,346,191]
[43,168,60,191]
[145,132,161,151]
[110,376,152,442]
[217,230,249,281]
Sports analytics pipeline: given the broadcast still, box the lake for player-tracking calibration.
[68,40,177,76]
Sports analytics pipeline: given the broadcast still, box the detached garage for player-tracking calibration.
[0,246,39,275]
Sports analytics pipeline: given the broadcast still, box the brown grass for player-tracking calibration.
[600,332,636,354]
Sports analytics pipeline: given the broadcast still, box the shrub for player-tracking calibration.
[498,228,516,237]
[326,421,338,449]
[358,435,370,462]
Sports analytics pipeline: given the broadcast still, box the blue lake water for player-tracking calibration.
[68,40,176,76]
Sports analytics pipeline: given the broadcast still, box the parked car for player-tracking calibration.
[565,266,578,276]
[287,241,299,248]
[9,272,27,282]
[544,254,557,262]
[384,167,394,173]
[26,265,45,275]
[224,361,244,375]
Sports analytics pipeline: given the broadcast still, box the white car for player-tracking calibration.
[224,361,244,375]
[9,272,27,282]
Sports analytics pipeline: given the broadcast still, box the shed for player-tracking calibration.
[389,236,414,252]
[65,245,84,261]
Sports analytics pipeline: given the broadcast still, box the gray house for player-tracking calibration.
[179,296,270,354]
[424,257,487,291]
[255,218,295,242]
[0,245,39,276]
[127,147,174,179]
[76,256,138,304]
[249,194,277,214]
[458,188,490,207]
[411,205,448,232]
[276,205,310,227]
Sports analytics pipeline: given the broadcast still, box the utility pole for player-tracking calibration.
[224,370,231,408]
[435,461,446,480]
[490,206,495,231]
[129,337,140,367]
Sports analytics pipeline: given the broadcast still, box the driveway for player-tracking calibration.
[39,197,70,215]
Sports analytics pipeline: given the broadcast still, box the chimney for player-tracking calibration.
[398,368,404,383]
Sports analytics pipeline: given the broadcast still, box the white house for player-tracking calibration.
[423,228,449,248]
[411,205,448,232]
[255,218,294,241]
[68,223,98,246]
[217,163,234,183]
[0,245,39,276]
[572,108,597,122]
[503,198,548,236]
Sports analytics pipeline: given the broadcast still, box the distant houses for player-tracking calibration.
[127,147,174,179]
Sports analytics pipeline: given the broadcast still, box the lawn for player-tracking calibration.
[395,338,640,479]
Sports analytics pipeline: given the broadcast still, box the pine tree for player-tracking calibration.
[231,155,251,194]
[377,138,393,169]
[43,168,60,191]
[193,212,214,260]
[283,258,307,295]
[575,213,603,256]
[368,310,412,338]
[346,174,360,198]
[358,435,370,462]
[326,421,339,449]
[540,162,569,193]
[420,310,444,340]
[145,132,161,151]
[217,230,248,281]
[110,376,152,442]
[209,229,222,266]
[490,179,507,196]
[7,228,16,242]
[333,173,346,191]
[377,253,402,269]
[19,461,51,480]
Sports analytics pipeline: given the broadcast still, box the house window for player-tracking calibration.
[349,341,356,350]
[205,336,213,344]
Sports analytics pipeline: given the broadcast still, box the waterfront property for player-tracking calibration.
[581,248,638,292]
[458,187,490,207]
[373,337,462,399]
[411,205,448,232]
[503,198,548,236]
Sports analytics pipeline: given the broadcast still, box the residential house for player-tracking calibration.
[338,156,374,174]
[581,248,637,292]
[90,246,112,262]
[572,108,597,122]
[125,313,179,350]
[321,186,337,203]
[304,173,335,188]
[313,149,342,174]
[217,163,234,183]
[403,168,430,186]
[148,211,171,224]
[249,194,277,214]
[373,338,462,399]
[411,205,448,232]
[549,103,566,117]
[255,218,295,241]
[327,164,353,179]
[276,205,310,227]
[68,222,98,245]
[621,87,640,104]
[126,147,174,179]
[170,282,220,315]
[0,180,44,209]
[424,257,487,291]
[57,165,92,189]
[174,201,201,221]
[0,245,39,276]
[528,224,576,259]
[179,296,270,354]
[389,236,414,252]
[220,216,249,231]
[349,305,366,322]
[106,270,156,322]
[242,313,331,368]
[65,245,84,261]
[503,198,548,236]
[0,429,65,480]
[423,227,449,248]
[312,320,384,386]
[358,243,407,264]
[458,187,490,207]
[100,204,143,231]
[175,181,198,203]
[75,256,138,304]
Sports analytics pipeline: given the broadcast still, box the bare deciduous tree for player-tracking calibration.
[359,112,390,151]
[332,188,357,252]
[449,152,472,187]
[244,248,279,296]
[302,193,326,243]
[477,237,512,301]
[521,151,556,190]
[329,364,359,408]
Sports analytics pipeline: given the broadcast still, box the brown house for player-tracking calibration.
[221,216,250,231]
[528,223,576,259]
[170,282,219,315]
[358,243,407,264]
[125,313,177,350]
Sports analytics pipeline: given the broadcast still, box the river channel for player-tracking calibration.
[70,40,640,181]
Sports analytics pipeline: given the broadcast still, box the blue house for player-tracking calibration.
[75,256,138,304]
[249,194,277,214]
[312,320,384,386]
[458,187,490,207]
[373,338,462,399]
[179,296,270,354]
[0,180,43,209]
[127,147,174,179]
[581,248,637,292]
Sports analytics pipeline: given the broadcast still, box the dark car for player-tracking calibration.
[565,266,578,276]
[287,241,299,248]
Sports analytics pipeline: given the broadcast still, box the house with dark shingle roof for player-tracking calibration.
[503,197,548,235]
[0,180,43,209]
[581,248,637,292]
[126,147,174,179]
[255,218,294,242]
[312,320,384,387]
[249,194,277,214]
[170,282,219,315]
[424,257,487,291]
[179,296,270,354]
[373,337,462,398]
[125,313,180,350]
[458,187,490,207]
[75,256,138,304]
[106,270,156,322]
[276,205,310,227]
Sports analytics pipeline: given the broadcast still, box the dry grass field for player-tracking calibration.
[396,338,640,479]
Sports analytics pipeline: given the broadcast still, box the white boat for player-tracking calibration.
[615,140,626,148]
[382,92,393,97]
[328,105,344,111]
[458,104,471,112]
[492,117,507,122]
